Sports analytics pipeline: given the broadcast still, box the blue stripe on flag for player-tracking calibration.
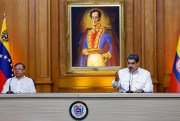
[173,53,180,84]
[0,41,13,78]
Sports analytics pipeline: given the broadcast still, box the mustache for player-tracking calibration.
[129,67,133,69]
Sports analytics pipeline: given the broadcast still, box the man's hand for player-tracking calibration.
[82,49,89,55]
[102,52,112,59]
[115,71,119,82]
[134,89,144,93]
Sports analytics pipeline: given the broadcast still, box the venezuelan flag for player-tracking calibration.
[169,36,180,92]
[0,15,14,92]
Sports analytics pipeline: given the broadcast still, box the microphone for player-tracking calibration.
[6,78,14,94]
[126,71,133,93]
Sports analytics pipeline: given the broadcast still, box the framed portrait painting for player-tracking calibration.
[65,0,125,74]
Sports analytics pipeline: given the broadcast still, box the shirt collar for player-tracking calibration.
[128,67,139,74]
[15,75,25,80]
[133,68,139,74]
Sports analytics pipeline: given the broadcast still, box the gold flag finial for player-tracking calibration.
[3,13,6,19]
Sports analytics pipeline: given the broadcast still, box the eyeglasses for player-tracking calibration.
[14,68,24,71]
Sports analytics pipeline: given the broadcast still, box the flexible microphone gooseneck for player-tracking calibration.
[126,72,134,93]
[6,78,14,94]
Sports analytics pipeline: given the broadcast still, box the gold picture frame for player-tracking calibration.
[65,0,125,74]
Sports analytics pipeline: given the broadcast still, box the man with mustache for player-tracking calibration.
[1,63,36,93]
[112,53,153,93]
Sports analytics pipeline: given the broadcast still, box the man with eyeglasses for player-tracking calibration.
[1,63,36,93]
[112,53,153,93]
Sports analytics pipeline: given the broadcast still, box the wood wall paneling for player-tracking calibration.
[143,0,158,91]
[0,0,180,92]
[35,0,52,92]
[125,0,134,55]
[51,0,60,92]
[133,0,142,58]
[28,0,36,80]
[156,0,165,92]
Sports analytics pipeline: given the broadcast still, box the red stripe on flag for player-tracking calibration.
[0,70,7,92]
[169,72,180,92]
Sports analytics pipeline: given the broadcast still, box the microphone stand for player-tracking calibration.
[126,72,133,93]
[6,78,14,94]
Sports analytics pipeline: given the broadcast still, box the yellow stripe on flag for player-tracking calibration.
[177,35,180,57]
[0,17,11,54]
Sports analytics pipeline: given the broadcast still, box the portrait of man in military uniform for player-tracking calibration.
[70,6,122,67]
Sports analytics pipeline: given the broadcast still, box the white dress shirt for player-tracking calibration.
[112,67,153,93]
[1,76,36,93]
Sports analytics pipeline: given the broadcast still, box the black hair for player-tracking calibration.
[14,63,25,69]
[90,9,101,18]
[127,53,139,63]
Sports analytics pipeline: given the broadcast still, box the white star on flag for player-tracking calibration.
[4,55,7,59]
[8,59,11,62]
